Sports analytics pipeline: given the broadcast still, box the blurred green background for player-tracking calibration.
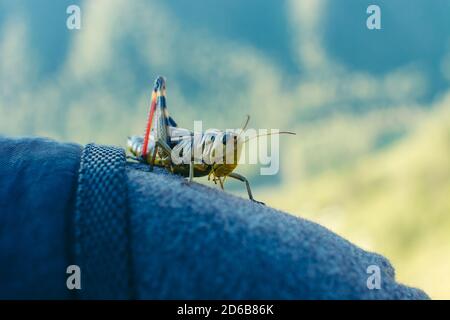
[0,0,449,298]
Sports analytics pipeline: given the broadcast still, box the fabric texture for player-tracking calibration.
[0,136,429,299]
[0,136,80,299]
[74,143,133,299]
[126,163,429,300]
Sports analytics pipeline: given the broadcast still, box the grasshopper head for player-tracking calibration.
[201,130,243,166]
[211,116,250,166]
[221,131,243,166]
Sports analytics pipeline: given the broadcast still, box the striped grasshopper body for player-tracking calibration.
[127,76,293,203]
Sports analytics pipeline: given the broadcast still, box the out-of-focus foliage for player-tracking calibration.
[0,0,449,298]
[263,100,450,298]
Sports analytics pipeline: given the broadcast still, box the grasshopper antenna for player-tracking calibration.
[241,115,250,131]
[237,115,251,140]
[243,131,296,144]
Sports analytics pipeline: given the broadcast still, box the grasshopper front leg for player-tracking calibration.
[228,172,265,205]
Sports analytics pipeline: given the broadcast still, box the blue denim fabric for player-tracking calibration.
[0,137,80,299]
[0,136,429,299]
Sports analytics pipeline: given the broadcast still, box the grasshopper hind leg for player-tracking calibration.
[149,145,158,171]
[153,138,195,184]
[228,172,265,205]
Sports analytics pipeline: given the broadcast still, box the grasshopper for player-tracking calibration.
[127,76,294,204]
